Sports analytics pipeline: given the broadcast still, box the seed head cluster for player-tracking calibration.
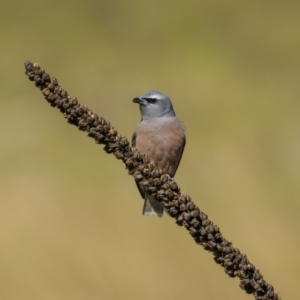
[24,61,281,300]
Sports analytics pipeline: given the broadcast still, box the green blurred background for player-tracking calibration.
[0,1,299,299]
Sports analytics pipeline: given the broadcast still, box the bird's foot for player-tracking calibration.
[166,174,174,181]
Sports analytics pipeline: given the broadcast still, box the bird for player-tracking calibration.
[132,90,186,217]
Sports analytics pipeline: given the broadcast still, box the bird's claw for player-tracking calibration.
[166,174,174,181]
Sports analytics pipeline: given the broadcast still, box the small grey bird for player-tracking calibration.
[132,90,186,217]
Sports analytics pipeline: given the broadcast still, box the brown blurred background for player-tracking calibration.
[0,1,299,299]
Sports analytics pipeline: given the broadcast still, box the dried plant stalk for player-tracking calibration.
[24,61,281,300]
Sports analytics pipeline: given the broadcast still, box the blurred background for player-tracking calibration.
[0,1,299,299]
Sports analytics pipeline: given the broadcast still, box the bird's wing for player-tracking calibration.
[131,129,137,147]
[132,127,145,199]
[170,134,186,177]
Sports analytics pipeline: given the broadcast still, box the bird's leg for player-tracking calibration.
[166,174,174,181]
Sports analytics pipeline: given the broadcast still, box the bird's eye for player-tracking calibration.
[147,98,157,104]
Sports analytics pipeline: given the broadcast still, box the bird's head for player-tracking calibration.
[133,90,175,120]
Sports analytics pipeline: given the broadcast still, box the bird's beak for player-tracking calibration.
[133,97,148,106]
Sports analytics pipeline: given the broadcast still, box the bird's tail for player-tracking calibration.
[143,195,164,218]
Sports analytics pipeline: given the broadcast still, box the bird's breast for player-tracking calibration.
[133,118,185,176]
